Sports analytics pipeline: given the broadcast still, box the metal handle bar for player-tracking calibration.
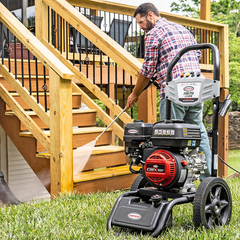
[166,43,220,83]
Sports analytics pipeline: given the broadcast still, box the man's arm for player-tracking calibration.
[126,73,150,108]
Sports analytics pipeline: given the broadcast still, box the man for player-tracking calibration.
[126,3,211,179]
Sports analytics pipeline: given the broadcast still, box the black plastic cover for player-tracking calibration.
[111,195,168,231]
[124,120,153,143]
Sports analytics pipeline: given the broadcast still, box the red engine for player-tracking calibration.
[143,149,188,189]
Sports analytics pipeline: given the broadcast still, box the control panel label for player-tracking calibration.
[177,82,201,102]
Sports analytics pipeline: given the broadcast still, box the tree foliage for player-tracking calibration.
[171,0,240,36]
[170,0,200,18]
[228,32,240,110]
[211,0,240,37]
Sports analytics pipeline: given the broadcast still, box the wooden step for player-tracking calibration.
[7,92,81,110]
[0,75,49,92]
[36,145,128,171]
[20,127,113,152]
[73,165,141,194]
[5,109,97,130]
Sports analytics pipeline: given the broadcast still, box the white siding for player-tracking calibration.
[7,137,50,202]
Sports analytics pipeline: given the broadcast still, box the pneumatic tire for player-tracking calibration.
[193,177,232,229]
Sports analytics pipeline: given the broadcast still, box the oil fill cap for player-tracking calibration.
[150,194,163,207]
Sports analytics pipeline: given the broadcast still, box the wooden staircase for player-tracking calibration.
[0,60,137,195]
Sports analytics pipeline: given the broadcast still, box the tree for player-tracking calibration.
[171,0,240,37]
[211,0,240,37]
[228,32,240,110]
[170,0,200,18]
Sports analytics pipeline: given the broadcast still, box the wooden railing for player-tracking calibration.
[36,0,136,125]
[0,3,74,196]
[35,0,228,126]
[66,1,229,93]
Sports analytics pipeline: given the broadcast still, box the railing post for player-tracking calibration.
[49,69,73,196]
[138,85,157,123]
[106,83,115,145]
[35,0,49,42]
[218,88,229,178]
[218,25,229,178]
[200,0,211,21]
[219,26,229,89]
[200,0,210,64]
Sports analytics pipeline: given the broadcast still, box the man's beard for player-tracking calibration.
[143,18,154,33]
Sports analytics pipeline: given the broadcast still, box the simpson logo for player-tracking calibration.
[128,213,142,220]
[183,86,194,91]
[178,82,201,102]
[128,129,138,134]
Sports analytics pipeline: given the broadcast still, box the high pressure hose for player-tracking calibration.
[218,155,240,174]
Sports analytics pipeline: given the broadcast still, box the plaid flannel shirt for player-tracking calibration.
[140,18,201,98]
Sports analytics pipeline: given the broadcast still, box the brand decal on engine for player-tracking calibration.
[154,129,175,136]
[127,213,142,220]
[128,129,138,134]
[147,164,165,173]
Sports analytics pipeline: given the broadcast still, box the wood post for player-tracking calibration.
[35,0,74,194]
[219,25,229,88]
[35,0,49,42]
[218,26,229,178]
[138,84,157,123]
[200,0,211,21]
[200,0,211,65]
[218,88,229,177]
[49,69,73,196]
[106,83,115,145]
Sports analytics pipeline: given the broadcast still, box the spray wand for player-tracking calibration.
[95,106,127,141]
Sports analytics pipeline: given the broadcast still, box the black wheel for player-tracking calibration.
[193,177,232,229]
[130,174,150,191]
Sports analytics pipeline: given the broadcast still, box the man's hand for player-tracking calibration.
[127,92,139,109]
[126,73,150,109]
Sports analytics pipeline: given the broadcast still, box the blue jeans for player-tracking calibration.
[160,98,211,179]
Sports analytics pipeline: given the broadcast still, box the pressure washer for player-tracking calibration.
[107,44,233,238]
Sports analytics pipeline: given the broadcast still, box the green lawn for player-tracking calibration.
[0,151,239,239]
[228,149,240,176]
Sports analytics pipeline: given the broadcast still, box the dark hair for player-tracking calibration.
[134,3,160,17]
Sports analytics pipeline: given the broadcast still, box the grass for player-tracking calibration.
[228,149,240,176]
[0,152,240,239]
